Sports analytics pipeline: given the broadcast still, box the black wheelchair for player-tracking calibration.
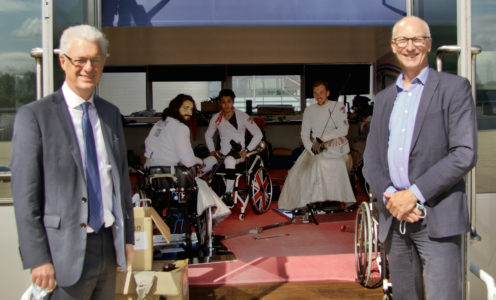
[208,141,273,220]
[137,165,213,258]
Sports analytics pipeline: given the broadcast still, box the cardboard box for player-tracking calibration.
[201,101,220,113]
[133,214,153,270]
[116,259,189,300]
[132,207,171,271]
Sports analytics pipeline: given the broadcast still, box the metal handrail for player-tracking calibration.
[436,45,482,103]
[30,48,61,99]
[470,262,496,300]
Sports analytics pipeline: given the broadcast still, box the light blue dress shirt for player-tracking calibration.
[385,66,429,204]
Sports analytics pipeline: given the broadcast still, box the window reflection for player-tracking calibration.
[0,1,40,198]
[232,75,301,113]
[473,0,496,193]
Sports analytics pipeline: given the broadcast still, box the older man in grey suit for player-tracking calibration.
[11,25,134,299]
[363,16,477,300]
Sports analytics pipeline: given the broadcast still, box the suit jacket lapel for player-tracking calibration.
[410,69,440,152]
[54,90,86,179]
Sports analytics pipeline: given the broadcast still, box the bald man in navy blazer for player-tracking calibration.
[11,25,134,299]
[363,17,477,300]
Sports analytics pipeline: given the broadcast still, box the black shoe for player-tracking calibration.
[222,192,234,207]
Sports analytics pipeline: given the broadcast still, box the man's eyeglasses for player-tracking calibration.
[393,36,430,48]
[63,54,105,68]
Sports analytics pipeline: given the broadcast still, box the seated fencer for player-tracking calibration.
[143,94,228,219]
[144,93,217,172]
[278,80,356,210]
[204,88,263,206]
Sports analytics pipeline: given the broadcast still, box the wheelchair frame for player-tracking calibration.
[135,167,214,258]
[355,196,393,299]
[209,147,273,220]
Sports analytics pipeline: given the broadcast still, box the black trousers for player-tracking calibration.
[51,227,117,300]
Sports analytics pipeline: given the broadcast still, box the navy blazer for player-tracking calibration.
[363,69,477,242]
[11,89,134,287]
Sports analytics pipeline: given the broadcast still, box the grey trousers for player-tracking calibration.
[385,219,463,300]
[51,228,117,300]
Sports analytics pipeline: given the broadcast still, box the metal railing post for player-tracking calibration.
[30,48,43,100]
[29,49,61,100]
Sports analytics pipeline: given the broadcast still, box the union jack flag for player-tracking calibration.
[252,170,270,212]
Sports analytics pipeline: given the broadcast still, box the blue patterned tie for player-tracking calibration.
[81,102,104,232]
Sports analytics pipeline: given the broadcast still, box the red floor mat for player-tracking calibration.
[221,219,355,261]
[213,202,289,237]
[189,204,358,286]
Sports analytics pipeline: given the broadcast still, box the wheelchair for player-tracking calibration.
[354,187,393,300]
[138,165,214,258]
[208,141,273,220]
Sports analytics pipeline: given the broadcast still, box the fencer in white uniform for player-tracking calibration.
[144,94,217,171]
[144,94,228,223]
[278,81,356,210]
[204,89,263,203]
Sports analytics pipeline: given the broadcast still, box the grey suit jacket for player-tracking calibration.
[11,89,134,287]
[363,69,477,243]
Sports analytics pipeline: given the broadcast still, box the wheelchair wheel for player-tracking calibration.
[196,207,213,257]
[355,201,371,285]
[355,201,382,288]
[250,167,273,214]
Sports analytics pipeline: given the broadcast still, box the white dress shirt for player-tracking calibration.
[384,66,429,204]
[62,83,115,232]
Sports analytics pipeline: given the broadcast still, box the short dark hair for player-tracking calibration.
[312,80,329,91]
[218,89,236,101]
[161,94,197,124]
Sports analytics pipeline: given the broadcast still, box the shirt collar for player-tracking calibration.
[62,82,95,109]
[396,65,430,91]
